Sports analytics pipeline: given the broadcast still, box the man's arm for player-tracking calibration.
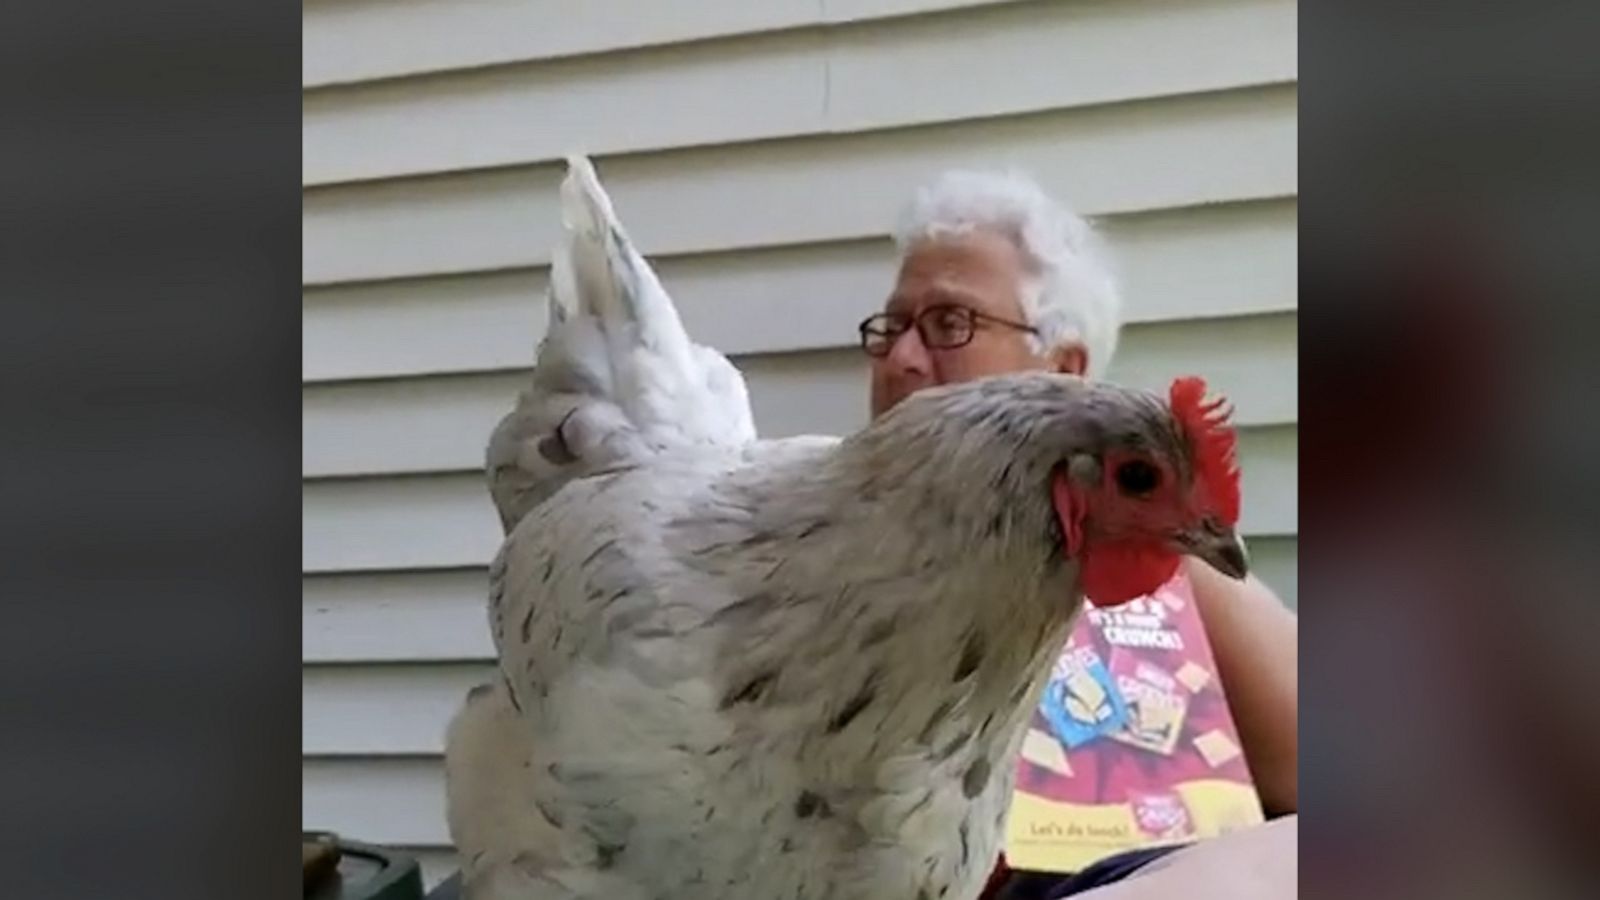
[1183,558,1298,816]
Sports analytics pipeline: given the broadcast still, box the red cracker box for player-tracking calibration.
[1003,571,1265,872]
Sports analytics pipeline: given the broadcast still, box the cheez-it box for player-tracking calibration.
[1004,571,1265,873]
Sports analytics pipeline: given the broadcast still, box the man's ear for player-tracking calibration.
[1047,343,1088,377]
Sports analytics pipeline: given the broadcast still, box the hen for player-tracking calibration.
[445,157,1248,900]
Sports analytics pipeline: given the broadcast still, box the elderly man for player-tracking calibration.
[860,170,1298,898]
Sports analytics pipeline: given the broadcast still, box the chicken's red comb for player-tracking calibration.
[1169,376,1241,525]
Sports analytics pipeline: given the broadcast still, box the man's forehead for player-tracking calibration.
[885,271,1026,322]
[886,232,1028,314]
[884,280,992,314]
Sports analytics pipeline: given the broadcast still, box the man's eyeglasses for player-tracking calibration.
[858,304,1038,358]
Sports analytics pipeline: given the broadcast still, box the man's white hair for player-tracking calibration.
[894,169,1123,377]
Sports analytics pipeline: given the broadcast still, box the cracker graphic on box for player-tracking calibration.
[1106,652,1189,756]
[1021,728,1074,776]
[1193,729,1243,768]
[1175,660,1213,694]
[1039,643,1128,749]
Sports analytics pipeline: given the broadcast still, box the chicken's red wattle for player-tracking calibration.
[1051,473,1180,608]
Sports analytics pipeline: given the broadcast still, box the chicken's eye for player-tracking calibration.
[1113,460,1161,496]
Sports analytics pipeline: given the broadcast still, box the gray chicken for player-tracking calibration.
[444,157,1248,900]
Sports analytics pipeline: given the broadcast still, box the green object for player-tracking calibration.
[304,832,424,900]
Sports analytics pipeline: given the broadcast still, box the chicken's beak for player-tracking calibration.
[1179,519,1250,580]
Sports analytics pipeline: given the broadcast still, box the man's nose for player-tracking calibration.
[881,325,933,376]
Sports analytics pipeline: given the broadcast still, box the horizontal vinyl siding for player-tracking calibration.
[303,198,1297,382]
[301,0,1297,885]
[304,0,1025,88]
[303,84,1296,284]
[304,0,1294,184]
